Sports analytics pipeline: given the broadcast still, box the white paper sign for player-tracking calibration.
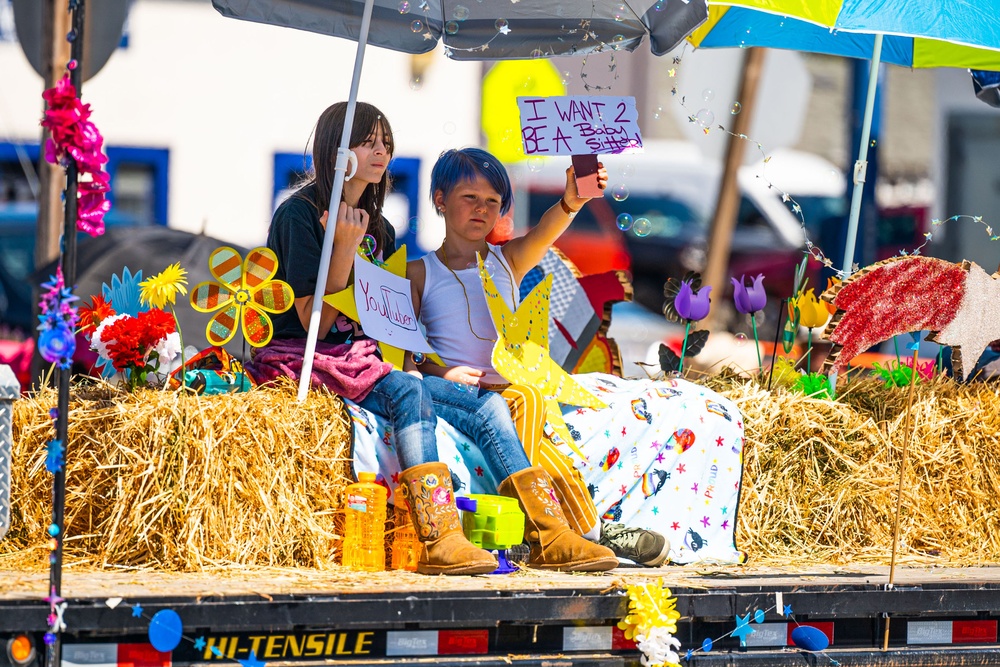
[517,95,644,156]
[354,255,435,354]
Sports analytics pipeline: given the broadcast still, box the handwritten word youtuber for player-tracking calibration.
[517,96,643,156]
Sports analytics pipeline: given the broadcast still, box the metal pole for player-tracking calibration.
[840,33,883,278]
[297,0,376,402]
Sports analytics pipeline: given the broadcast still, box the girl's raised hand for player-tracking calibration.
[333,201,369,249]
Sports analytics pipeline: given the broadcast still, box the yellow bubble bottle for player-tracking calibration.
[390,488,420,572]
[342,472,387,572]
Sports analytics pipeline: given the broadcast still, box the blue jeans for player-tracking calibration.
[357,370,438,471]
[423,376,531,480]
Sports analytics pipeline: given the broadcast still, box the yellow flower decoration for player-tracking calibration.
[190,246,293,347]
[618,579,682,667]
[791,288,830,329]
[139,262,188,309]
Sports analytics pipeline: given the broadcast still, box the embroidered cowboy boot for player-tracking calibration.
[498,466,618,572]
[398,462,498,575]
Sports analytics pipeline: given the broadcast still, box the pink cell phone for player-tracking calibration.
[571,154,603,198]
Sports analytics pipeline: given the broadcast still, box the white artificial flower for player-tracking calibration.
[152,332,182,371]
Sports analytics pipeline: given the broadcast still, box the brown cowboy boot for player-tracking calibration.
[398,462,498,575]
[498,467,618,572]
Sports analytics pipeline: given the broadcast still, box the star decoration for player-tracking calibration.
[928,262,1000,380]
[194,637,207,651]
[498,24,511,35]
[131,603,143,617]
[324,245,443,370]
[45,587,64,607]
[783,605,794,616]
[422,31,433,40]
[479,260,605,458]
[238,650,267,667]
[732,613,756,646]
[45,439,65,473]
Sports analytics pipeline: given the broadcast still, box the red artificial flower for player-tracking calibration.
[78,295,115,335]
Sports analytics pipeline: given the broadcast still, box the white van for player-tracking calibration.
[508,140,848,316]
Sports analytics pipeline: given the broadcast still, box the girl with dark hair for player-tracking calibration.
[255,103,617,575]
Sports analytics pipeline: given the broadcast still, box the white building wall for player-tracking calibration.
[0,0,481,247]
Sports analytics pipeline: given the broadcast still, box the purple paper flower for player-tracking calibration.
[731,274,767,314]
[674,280,712,322]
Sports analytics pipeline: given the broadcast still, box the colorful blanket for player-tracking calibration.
[350,373,745,565]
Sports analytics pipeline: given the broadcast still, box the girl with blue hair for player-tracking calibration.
[258,104,618,575]
[407,148,672,568]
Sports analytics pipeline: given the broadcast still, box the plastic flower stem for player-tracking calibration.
[766,298,786,392]
[893,336,901,366]
[171,305,185,390]
[678,321,692,374]
[806,329,813,374]
[937,346,944,375]
[750,315,762,374]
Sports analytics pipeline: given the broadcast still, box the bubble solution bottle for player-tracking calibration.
[341,472,387,572]
[390,488,420,572]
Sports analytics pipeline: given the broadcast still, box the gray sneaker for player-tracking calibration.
[598,521,670,566]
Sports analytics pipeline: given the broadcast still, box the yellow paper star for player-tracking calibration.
[323,245,442,370]
[478,256,606,460]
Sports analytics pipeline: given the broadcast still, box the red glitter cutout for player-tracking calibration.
[827,257,967,373]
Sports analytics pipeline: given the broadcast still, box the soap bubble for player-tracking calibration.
[409,76,423,90]
[611,184,630,202]
[695,108,715,127]
[653,0,667,10]
[527,157,544,172]
[445,20,459,34]
[702,88,715,102]
[410,19,423,32]
[621,164,636,178]
[561,70,573,85]
[633,217,651,237]
[530,48,545,58]
[731,101,742,115]
[653,105,664,120]
[616,213,634,231]
[398,1,410,13]
[408,217,421,233]
[494,18,508,31]
[734,332,748,346]
[453,5,470,20]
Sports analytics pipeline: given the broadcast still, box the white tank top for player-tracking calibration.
[420,244,518,385]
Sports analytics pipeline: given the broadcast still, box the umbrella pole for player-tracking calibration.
[297,0,377,402]
[839,33,884,279]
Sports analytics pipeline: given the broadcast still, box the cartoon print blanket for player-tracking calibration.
[350,373,745,565]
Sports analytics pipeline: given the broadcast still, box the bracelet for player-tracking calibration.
[559,197,580,218]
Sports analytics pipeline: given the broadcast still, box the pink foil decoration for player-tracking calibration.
[40,74,109,237]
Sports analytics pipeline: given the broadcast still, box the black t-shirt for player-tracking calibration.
[266,183,397,345]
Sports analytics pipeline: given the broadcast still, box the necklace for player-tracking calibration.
[438,243,517,343]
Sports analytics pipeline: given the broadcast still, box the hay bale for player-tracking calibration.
[3,379,353,570]
[4,373,1000,572]
[721,377,1000,565]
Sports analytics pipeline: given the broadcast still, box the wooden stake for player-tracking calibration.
[883,347,921,650]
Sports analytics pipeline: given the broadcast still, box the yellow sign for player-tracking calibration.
[482,60,565,163]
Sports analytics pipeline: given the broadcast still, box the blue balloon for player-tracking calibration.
[754,609,765,623]
[701,637,713,652]
[791,625,829,652]
[148,609,183,652]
